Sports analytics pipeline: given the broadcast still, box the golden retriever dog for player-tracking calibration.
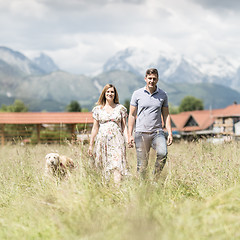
[45,153,75,179]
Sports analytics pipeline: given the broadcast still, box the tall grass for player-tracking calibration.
[0,140,240,239]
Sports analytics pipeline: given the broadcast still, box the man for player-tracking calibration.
[128,68,173,179]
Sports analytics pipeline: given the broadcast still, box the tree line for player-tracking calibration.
[0,100,83,113]
[0,96,204,113]
[123,96,204,114]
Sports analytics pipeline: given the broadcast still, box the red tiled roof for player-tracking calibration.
[0,112,93,124]
[170,104,240,132]
[170,112,190,129]
[1,104,239,132]
[171,110,215,132]
[213,104,240,117]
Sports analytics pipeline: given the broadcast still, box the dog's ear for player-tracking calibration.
[64,158,74,168]
[60,162,66,169]
[68,161,75,168]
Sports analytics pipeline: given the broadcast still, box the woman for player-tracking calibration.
[88,84,128,183]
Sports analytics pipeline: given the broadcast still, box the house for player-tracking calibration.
[235,121,240,136]
[212,103,240,136]
[0,112,93,145]
[1,103,240,145]
[170,103,240,138]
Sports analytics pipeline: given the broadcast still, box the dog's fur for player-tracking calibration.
[45,153,75,179]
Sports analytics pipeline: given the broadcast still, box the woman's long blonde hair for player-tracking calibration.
[96,84,119,106]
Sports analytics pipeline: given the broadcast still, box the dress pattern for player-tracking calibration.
[92,104,127,177]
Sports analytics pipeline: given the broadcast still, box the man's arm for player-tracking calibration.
[162,106,173,146]
[128,105,137,148]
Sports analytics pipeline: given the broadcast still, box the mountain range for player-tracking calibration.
[0,46,240,112]
[103,48,240,90]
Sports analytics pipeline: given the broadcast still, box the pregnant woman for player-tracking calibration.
[88,84,128,184]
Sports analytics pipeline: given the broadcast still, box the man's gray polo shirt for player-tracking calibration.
[130,87,168,133]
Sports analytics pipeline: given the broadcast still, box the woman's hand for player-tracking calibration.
[128,136,135,148]
[88,145,93,156]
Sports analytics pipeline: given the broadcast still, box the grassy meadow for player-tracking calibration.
[0,140,240,239]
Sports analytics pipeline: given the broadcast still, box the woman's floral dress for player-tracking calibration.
[92,104,127,177]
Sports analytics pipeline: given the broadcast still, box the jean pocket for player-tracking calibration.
[134,132,142,143]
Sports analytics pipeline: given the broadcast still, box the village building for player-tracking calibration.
[0,103,240,145]
[212,104,240,136]
[0,112,93,145]
[170,103,240,139]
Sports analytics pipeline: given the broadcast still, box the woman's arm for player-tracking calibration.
[88,119,99,156]
[121,116,128,142]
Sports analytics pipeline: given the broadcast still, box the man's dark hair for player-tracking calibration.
[145,68,159,78]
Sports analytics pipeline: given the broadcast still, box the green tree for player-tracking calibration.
[66,100,82,112]
[0,100,30,144]
[169,103,179,114]
[0,104,8,112]
[0,100,28,112]
[81,108,89,112]
[179,96,204,112]
[123,99,130,114]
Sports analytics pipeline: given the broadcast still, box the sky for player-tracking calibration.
[0,0,240,75]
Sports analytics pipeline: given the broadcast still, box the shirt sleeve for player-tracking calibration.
[92,106,99,121]
[163,93,169,108]
[130,91,138,107]
[120,105,127,118]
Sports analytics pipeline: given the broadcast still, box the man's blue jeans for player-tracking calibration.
[135,131,167,178]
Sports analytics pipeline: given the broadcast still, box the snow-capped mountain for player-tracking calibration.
[33,53,59,74]
[160,57,204,83]
[1,45,240,111]
[232,67,240,90]
[194,56,237,78]
[0,46,45,75]
[191,56,237,87]
[103,48,141,75]
[102,47,240,90]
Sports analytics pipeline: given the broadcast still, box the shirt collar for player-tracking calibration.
[144,86,159,95]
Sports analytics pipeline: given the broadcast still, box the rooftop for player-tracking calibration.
[0,112,93,124]
[170,103,240,132]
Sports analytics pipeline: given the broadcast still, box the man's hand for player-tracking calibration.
[128,136,135,148]
[167,134,173,146]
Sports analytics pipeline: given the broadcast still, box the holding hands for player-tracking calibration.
[128,135,135,148]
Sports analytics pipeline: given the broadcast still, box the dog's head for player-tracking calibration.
[45,153,60,168]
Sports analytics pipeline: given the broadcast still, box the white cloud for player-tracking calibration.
[191,0,240,12]
[0,0,240,74]
[10,0,47,18]
[47,33,175,75]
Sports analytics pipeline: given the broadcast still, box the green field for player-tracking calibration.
[0,141,240,240]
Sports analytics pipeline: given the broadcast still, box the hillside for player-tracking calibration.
[91,71,240,109]
[162,82,240,109]
[0,46,240,111]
